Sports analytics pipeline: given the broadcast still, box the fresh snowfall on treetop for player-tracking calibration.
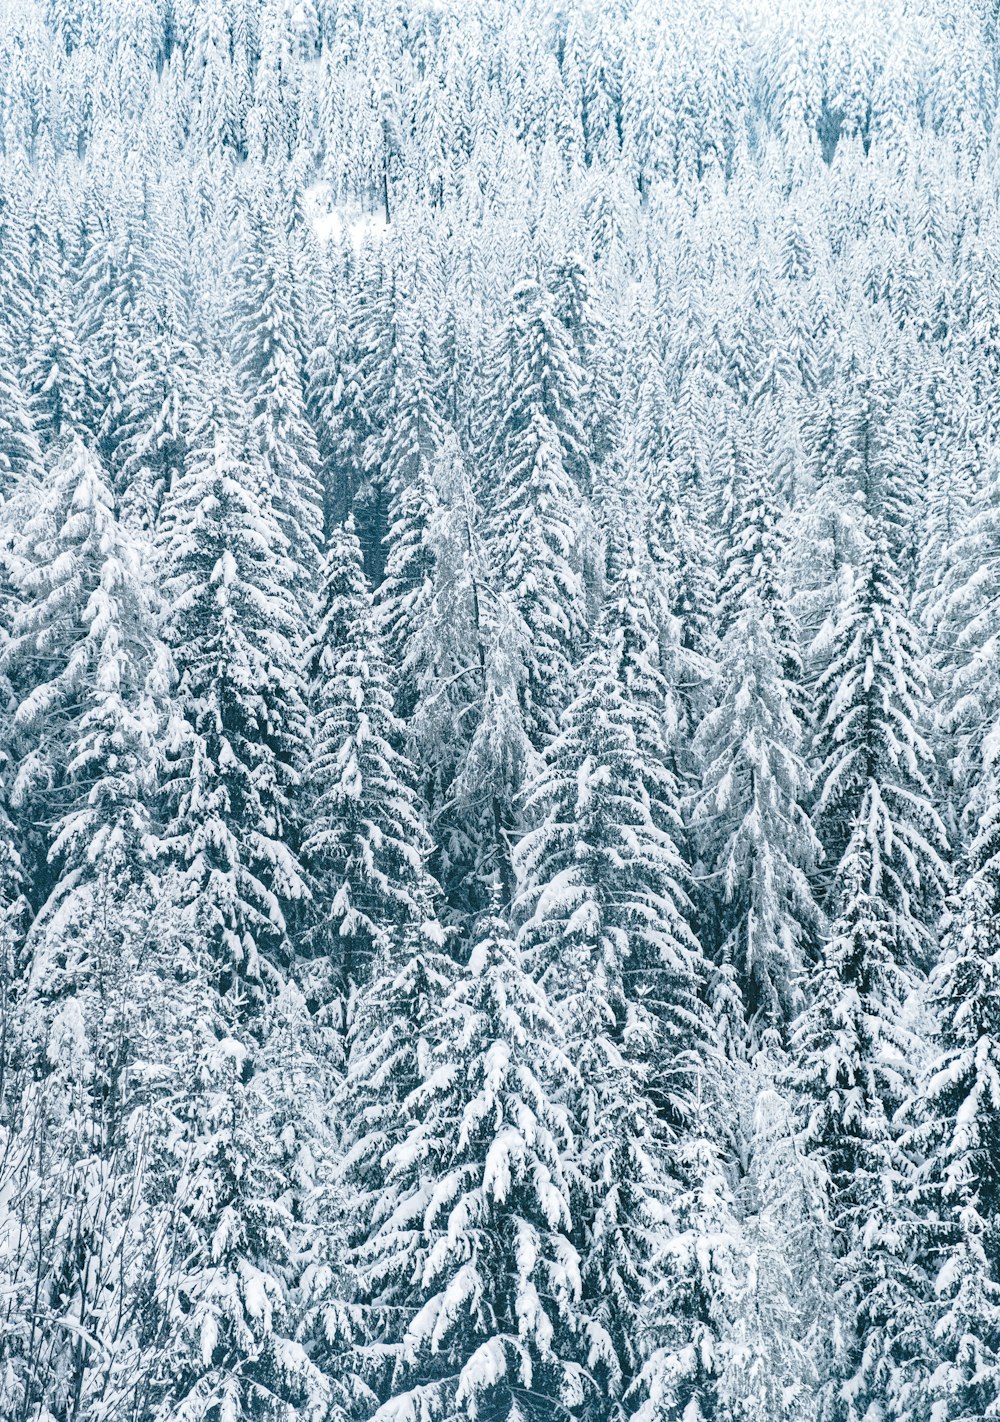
[0,2,997,1421]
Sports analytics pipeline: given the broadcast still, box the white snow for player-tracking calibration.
[304,183,388,250]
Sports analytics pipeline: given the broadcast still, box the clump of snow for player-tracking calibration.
[304,183,388,250]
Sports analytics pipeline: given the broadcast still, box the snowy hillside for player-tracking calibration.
[0,1,998,1420]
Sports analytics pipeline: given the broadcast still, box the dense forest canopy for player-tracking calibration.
[1,1,1000,1420]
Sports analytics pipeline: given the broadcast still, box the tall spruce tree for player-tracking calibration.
[692,433,820,1039]
[812,515,947,966]
[0,322,45,507]
[908,693,1000,1420]
[231,186,324,581]
[790,825,930,1422]
[346,899,592,1422]
[300,515,441,1014]
[483,276,587,743]
[143,928,332,1422]
[515,512,706,1415]
[0,436,173,1421]
[159,362,309,1004]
